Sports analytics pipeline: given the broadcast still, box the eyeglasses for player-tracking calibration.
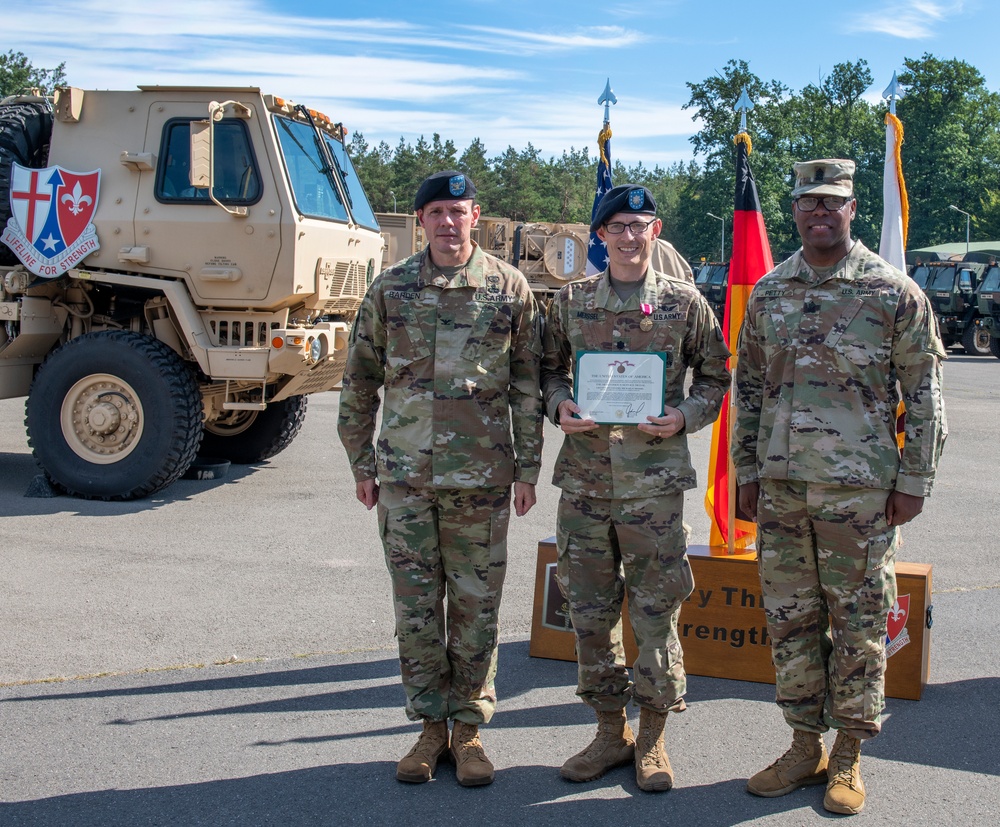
[603,219,657,235]
[794,196,853,212]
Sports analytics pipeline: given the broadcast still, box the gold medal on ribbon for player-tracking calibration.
[639,317,653,331]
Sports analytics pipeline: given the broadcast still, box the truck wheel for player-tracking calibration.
[0,101,53,265]
[25,331,203,500]
[961,324,992,356]
[991,336,1000,360]
[200,395,307,464]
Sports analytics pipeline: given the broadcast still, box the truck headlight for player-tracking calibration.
[309,336,325,362]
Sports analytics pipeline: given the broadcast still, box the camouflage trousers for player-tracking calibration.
[555,492,693,713]
[377,483,511,725]
[757,478,898,740]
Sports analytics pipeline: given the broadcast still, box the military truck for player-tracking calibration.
[375,212,590,301]
[0,86,382,499]
[910,259,991,355]
[694,261,729,323]
[973,262,1000,359]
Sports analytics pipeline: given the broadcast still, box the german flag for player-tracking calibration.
[705,133,773,550]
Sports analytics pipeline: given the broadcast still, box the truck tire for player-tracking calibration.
[961,324,992,356]
[200,395,307,464]
[0,101,53,265]
[25,331,203,500]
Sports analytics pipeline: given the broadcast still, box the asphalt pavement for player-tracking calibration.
[1,353,998,826]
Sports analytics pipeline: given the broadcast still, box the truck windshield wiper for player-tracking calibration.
[295,104,349,210]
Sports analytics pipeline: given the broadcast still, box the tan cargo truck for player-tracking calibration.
[0,86,383,499]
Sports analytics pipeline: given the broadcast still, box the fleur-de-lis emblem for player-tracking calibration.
[61,181,93,216]
[887,600,906,622]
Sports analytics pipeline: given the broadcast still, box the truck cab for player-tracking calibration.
[974,263,1000,359]
[0,86,383,499]
[918,260,989,355]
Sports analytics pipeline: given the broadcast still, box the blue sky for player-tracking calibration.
[6,0,999,166]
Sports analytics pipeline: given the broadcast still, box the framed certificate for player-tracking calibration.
[573,351,667,424]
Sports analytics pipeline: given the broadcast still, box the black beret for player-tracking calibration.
[590,184,656,232]
[414,170,477,210]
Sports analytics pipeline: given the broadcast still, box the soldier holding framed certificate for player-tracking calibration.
[540,184,730,792]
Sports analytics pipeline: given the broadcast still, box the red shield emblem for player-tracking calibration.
[886,594,910,644]
[56,169,101,247]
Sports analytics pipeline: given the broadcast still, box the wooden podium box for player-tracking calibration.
[529,539,932,700]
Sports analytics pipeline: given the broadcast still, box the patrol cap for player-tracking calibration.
[590,184,657,232]
[414,170,477,210]
[791,159,856,198]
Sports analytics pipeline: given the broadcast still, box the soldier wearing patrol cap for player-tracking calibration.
[733,159,947,814]
[338,170,544,787]
[541,184,730,791]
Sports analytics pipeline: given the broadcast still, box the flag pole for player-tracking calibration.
[726,91,755,556]
[587,79,617,277]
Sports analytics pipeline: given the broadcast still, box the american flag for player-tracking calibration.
[586,125,613,276]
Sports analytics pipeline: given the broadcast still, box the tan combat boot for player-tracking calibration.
[824,731,865,815]
[396,719,449,783]
[747,729,829,797]
[560,708,636,782]
[450,721,495,787]
[634,708,673,792]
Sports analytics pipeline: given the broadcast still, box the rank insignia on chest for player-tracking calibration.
[615,340,628,350]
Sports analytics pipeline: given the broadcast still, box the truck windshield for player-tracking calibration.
[273,115,351,222]
[273,115,380,232]
[325,135,379,232]
[980,266,1000,292]
[927,268,956,291]
[910,266,930,288]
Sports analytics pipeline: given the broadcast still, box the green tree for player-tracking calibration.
[783,60,884,248]
[348,132,395,212]
[897,53,1000,248]
[458,138,498,214]
[0,50,66,97]
[682,60,793,260]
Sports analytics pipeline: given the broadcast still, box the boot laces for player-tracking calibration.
[454,727,487,761]
[829,745,859,785]
[769,732,816,771]
[407,726,445,760]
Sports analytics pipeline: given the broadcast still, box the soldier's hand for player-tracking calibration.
[738,482,759,521]
[558,399,598,434]
[356,479,379,510]
[886,490,923,526]
[638,406,685,438]
[513,481,536,517]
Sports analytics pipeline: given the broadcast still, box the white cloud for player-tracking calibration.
[847,0,965,39]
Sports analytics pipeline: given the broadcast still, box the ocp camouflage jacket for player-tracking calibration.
[733,241,948,495]
[338,243,544,489]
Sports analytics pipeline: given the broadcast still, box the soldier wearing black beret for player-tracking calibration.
[413,169,477,211]
[339,170,543,789]
[541,182,730,792]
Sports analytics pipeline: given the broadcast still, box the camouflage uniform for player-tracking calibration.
[733,241,947,739]
[338,242,543,724]
[541,266,730,712]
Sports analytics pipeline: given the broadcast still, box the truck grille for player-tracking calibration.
[318,259,367,316]
[203,313,284,347]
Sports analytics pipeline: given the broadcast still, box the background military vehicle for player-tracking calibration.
[973,261,1000,358]
[909,258,991,355]
[0,85,382,499]
[377,212,589,301]
[694,261,729,323]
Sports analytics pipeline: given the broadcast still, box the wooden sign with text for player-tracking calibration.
[529,539,932,700]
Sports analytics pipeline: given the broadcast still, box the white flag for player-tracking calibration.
[879,112,907,272]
